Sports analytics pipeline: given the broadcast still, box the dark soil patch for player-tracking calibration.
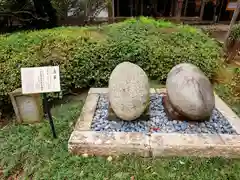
[209,31,226,43]
[0,118,10,128]
[158,27,178,34]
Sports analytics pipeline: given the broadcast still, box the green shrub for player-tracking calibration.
[227,24,240,50]
[231,68,240,99]
[214,66,240,116]
[0,17,221,114]
[229,24,240,41]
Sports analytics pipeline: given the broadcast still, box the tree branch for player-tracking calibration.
[0,11,49,22]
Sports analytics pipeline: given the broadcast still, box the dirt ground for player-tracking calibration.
[197,24,229,43]
[210,31,227,43]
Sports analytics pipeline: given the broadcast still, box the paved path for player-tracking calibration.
[197,24,229,32]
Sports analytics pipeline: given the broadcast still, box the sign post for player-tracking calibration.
[21,66,61,138]
[43,93,57,138]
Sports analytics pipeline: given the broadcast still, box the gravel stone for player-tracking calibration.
[90,94,238,134]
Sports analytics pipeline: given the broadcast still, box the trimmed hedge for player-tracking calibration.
[0,17,221,114]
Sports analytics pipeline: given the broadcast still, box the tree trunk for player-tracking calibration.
[183,0,188,16]
[224,0,240,50]
[32,0,46,17]
[200,0,205,20]
[42,0,57,26]
[177,0,183,21]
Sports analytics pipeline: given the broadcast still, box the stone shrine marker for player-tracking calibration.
[21,66,61,94]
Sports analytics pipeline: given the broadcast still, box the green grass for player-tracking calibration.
[1,93,240,180]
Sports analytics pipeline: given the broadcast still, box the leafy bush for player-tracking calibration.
[231,68,240,99]
[229,24,240,41]
[0,17,221,114]
[227,24,240,50]
[214,66,240,116]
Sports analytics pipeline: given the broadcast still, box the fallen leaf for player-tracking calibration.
[152,172,158,175]
[151,127,160,131]
[82,153,88,157]
[107,156,113,162]
[146,166,152,170]
[179,160,185,165]
[79,171,84,177]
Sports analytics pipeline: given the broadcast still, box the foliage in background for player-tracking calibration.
[229,24,240,41]
[0,0,57,29]
[0,0,108,27]
[51,0,108,20]
[226,24,240,51]
[232,68,240,98]
[51,0,71,19]
[215,66,240,116]
[0,17,221,114]
[0,0,33,12]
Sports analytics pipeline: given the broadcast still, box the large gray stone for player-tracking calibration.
[166,63,215,121]
[108,62,150,121]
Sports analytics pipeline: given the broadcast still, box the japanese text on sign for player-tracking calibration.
[21,66,61,94]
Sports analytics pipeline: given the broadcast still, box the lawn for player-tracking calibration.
[1,81,240,180]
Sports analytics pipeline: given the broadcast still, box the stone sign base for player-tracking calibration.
[68,88,240,158]
[9,88,43,124]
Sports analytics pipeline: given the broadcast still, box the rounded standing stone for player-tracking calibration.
[166,63,215,121]
[109,62,150,121]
